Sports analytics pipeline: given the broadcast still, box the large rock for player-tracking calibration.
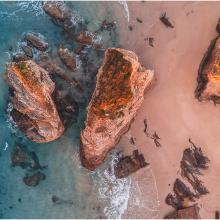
[80,48,155,170]
[195,36,220,104]
[5,60,64,143]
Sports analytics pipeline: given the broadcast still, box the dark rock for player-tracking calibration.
[128,25,133,31]
[160,12,174,28]
[42,2,71,23]
[58,48,76,70]
[11,143,46,170]
[11,144,32,169]
[173,178,195,202]
[151,131,161,147]
[21,45,33,58]
[165,193,183,209]
[136,17,143,23]
[114,150,149,178]
[52,88,79,128]
[18,198,22,203]
[13,53,29,62]
[23,171,46,187]
[76,32,93,45]
[215,210,220,219]
[25,33,48,51]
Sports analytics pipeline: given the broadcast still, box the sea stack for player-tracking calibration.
[195,36,220,104]
[5,60,64,143]
[80,48,155,170]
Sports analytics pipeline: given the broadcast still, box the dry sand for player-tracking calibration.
[117,1,220,218]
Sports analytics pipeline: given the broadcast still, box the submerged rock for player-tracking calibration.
[58,48,76,70]
[25,33,48,51]
[23,171,46,187]
[11,144,32,169]
[76,32,93,45]
[5,60,64,142]
[114,150,149,178]
[80,48,155,170]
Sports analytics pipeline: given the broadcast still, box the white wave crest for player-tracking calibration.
[118,1,130,23]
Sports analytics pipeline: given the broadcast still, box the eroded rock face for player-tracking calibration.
[5,60,64,142]
[80,48,155,170]
[195,36,220,104]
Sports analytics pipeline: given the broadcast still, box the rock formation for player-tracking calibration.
[58,48,76,70]
[5,60,64,142]
[80,48,155,170]
[195,22,220,104]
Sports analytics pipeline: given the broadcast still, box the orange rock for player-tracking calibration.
[5,60,64,143]
[80,48,155,170]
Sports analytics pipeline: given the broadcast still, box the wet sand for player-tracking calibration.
[119,2,220,218]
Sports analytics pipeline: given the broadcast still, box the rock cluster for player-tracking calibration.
[165,139,209,210]
[5,60,64,143]
[80,48,154,170]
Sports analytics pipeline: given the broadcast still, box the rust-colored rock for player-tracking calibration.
[5,60,64,143]
[165,205,200,219]
[80,48,155,170]
[76,32,93,45]
[25,33,48,51]
[58,48,76,70]
[195,36,220,104]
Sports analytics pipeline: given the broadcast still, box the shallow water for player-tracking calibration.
[0,2,159,218]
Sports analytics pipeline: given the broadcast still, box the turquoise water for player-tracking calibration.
[0,2,131,218]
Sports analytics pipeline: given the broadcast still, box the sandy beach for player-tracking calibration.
[118,1,220,218]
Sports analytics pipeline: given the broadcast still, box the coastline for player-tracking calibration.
[119,1,220,218]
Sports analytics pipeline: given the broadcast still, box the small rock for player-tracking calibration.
[136,17,143,23]
[128,25,133,31]
[160,12,174,28]
[58,48,76,70]
[216,17,220,34]
[23,171,46,187]
[25,33,48,51]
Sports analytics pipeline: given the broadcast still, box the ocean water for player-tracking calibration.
[0,1,159,219]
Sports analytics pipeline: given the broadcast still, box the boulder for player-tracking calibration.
[42,2,71,23]
[5,60,64,142]
[76,32,93,45]
[23,171,46,186]
[25,33,48,51]
[80,48,155,170]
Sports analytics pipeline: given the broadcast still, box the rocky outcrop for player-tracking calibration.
[195,33,220,104]
[5,60,64,142]
[80,48,155,170]
[25,33,48,51]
